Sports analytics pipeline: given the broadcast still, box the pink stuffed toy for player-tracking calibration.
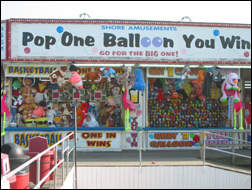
[220,73,240,103]
[68,64,83,90]
[1,91,10,117]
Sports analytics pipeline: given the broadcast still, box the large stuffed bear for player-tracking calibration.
[220,72,240,103]
[18,96,37,119]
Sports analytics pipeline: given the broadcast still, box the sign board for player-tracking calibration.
[1,22,6,60]
[147,67,240,79]
[5,65,123,77]
[9,22,250,62]
[147,132,232,149]
[6,131,121,151]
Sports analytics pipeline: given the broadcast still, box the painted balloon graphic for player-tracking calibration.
[213,30,220,36]
[57,26,64,33]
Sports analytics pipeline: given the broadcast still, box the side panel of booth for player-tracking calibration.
[122,68,146,150]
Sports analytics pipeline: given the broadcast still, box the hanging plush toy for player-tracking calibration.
[49,68,67,90]
[84,70,103,83]
[122,87,136,131]
[12,80,22,99]
[1,91,10,117]
[100,67,117,82]
[233,94,244,130]
[68,63,83,90]
[34,83,48,104]
[116,66,132,84]
[202,66,222,100]
[220,72,240,102]
[131,69,146,95]
[20,78,37,100]
[191,70,205,96]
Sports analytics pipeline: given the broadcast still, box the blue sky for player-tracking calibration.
[1,1,251,24]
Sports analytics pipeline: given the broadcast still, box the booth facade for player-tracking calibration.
[1,19,251,151]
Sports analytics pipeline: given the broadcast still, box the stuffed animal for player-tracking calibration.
[116,66,131,84]
[12,95,23,107]
[191,70,205,96]
[12,80,22,99]
[32,100,47,118]
[16,113,26,127]
[84,70,103,83]
[45,103,57,125]
[131,69,146,95]
[61,114,72,127]
[196,70,205,88]
[20,78,37,99]
[34,83,48,104]
[54,116,61,127]
[157,89,165,100]
[100,67,117,82]
[111,86,121,106]
[220,72,240,102]
[18,96,37,120]
[99,104,115,124]
[76,102,90,126]
[1,91,10,117]
[49,68,66,90]
[163,79,173,95]
[59,103,73,116]
[181,65,191,80]
[68,64,83,89]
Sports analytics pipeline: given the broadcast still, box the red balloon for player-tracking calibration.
[193,135,200,143]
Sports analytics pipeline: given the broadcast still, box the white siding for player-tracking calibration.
[77,166,251,189]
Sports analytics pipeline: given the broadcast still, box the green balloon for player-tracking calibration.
[190,133,195,138]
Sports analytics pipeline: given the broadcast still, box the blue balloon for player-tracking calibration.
[152,37,163,47]
[57,26,64,33]
[149,134,154,139]
[213,30,220,36]
[141,37,151,47]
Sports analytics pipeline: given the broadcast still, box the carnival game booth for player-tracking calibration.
[1,18,251,151]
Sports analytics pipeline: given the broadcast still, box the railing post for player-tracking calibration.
[203,131,206,167]
[232,132,236,165]
[61,139,64,186]
[54,145,58,189]
[139,131,142,170]
[67,137,69,176]
[200,131,203,160]
[36,156,41,189]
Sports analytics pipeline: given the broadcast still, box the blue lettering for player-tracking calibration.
[45,67,50,74]
[14,134,20,144]
[14,67,19,73]
[39,67,44,73]
[20,134,25,146]
[51,134,55,146]
[8,66,14,73]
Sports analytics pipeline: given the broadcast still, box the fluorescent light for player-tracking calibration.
[218,66,251,69]
[245,84,251,86]
[139,64,185,67]
[245,87,251,89]
[75,64,123,67]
